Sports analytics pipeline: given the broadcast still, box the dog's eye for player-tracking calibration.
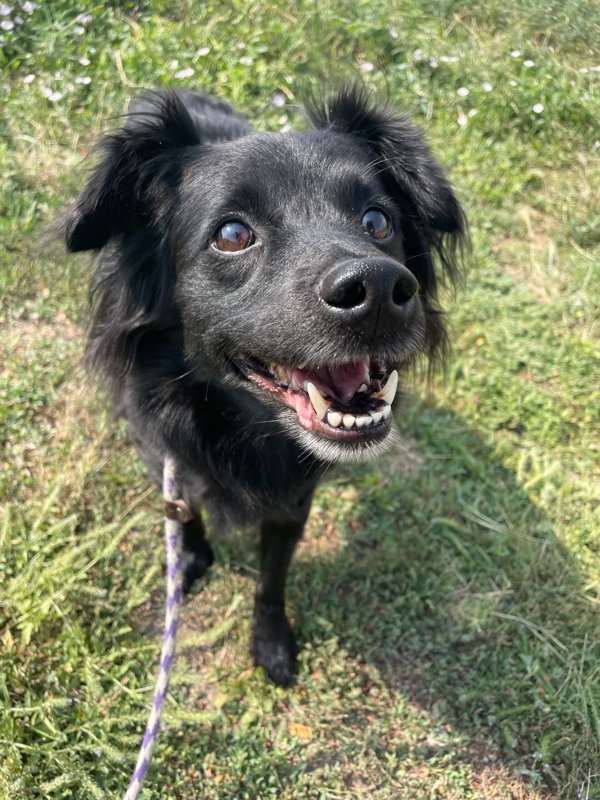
[362,208,392,240]
[212,220,255,253]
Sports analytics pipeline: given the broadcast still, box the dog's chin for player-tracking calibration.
[283,414,399,463]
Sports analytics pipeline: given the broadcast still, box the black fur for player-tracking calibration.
[64,86,465,685]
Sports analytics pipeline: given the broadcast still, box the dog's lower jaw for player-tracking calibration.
[284,413,399,463]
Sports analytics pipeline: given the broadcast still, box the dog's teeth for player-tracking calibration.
[371,411,383,425]
[382,404,391,420]
[327,411,342,428]
[357,383,368,393]
[373,369,398,405]
[342,413,356,429]
[355,415,372,428]
[305,382,330,420]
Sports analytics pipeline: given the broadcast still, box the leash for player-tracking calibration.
[124,455,190,800]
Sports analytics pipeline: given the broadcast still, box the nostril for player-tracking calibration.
[326,280,367,309]
[392,277,418,306]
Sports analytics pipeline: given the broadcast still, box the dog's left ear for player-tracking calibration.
[307,86,466,239]
[64,91,201,252]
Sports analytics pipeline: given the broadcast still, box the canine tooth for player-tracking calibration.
[371,411,383,425]
[327,411,343,427]
[382,404,391,420]
[373,369,398,405]
[306,381,330,420]
[358,383,368,393]
[355,415,372,428]
[343,414,356,429]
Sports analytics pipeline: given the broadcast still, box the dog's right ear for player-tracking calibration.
[64,91,201,252]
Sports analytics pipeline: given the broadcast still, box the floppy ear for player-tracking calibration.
[64,91,202,252]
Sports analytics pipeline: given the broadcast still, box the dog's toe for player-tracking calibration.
[181,544,214,593]
[251,605,298,686]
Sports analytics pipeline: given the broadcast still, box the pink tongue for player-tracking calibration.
[290,361,368,404]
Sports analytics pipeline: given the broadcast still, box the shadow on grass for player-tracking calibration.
[176,397,595,797]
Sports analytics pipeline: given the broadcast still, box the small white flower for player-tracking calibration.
[456,86,469,97]
[468,108,478,117]
[270,91,286,109]
[429,58,438,68]
[359,61,374,73]
[73,24,84,35]
[592,65,600,71]
[75,76,91,85]
[14,13,21,22]
[390,28,398,39]
[0,4,12,15]
[579,67,589,74]
[509,79,518,86]
[523,59,535,67]
[22,73,35,83]
[439,55,459,63]
[280,123,291,133]
[42,87,63,102]
[413,48,423,61]
[174,67,194,79]
[532,103,544,113]
[196,46,210,56]
[76,13,92,25]
[511,49,521,57]
[169,59,178,69]
[457,111,468,127]
[277,114,288,125]
[22,1,38,13]
[79,56,90,66]
[239,56,253,66]
[482,81,493,92]
[285,74,293,84]
[1,18,13,29]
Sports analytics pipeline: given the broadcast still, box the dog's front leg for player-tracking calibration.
[251,518,305,686]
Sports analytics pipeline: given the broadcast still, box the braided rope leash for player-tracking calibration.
[124,455,188,800]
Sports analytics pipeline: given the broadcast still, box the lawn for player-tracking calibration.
[1,1,599,798]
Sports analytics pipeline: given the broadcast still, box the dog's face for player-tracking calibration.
[65,88,465,462]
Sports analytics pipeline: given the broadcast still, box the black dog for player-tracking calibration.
[64,86,465,686]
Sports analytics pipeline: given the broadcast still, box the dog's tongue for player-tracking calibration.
[290,361,369,404]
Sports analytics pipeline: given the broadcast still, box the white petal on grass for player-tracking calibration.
[523,59,535,67]
[482,81,493,92]
[468,108,478,117]
[174,67,194,80]
[271,91,286,108]
[413,48,423,61]
[579,67,589,74]
[73,24,84,34]
[239,56,253,66]
[511,49,521,57]
[169,59,178,69]
[359,61,374,73]
[457,86,469,97]
[79,56,90,66]
[1,18,13,29]
[532,103,544,113]
[196,46,210,56]
[75,76,91,85]
[22,1,38,13]
[457,111,468,126]
[390,28,399,39]
[0,5,12,15]
[23,73,35,84]
[439,55,459,63]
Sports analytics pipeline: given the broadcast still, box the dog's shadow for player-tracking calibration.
[156,399,591,791]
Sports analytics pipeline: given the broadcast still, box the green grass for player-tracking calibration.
[1,1,599,798]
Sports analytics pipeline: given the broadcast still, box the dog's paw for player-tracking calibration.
[251,604,298,687]
[180,543,214,594]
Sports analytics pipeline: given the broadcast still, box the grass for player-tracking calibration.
[1,1,599,798]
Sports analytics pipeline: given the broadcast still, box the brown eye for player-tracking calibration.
[362,208,392,239]
[212,220,254,252]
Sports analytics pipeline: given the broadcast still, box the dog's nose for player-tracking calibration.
[318,258,419,330]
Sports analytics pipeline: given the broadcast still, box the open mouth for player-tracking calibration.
[236,355,398,442]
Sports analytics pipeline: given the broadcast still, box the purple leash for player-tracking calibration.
[124,455,188,800]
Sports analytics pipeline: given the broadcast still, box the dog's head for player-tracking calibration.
[65,87,466,462]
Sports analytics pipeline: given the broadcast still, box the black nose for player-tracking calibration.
[318,258,419,330]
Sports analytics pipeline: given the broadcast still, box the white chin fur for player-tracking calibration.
[285,417,399,463]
